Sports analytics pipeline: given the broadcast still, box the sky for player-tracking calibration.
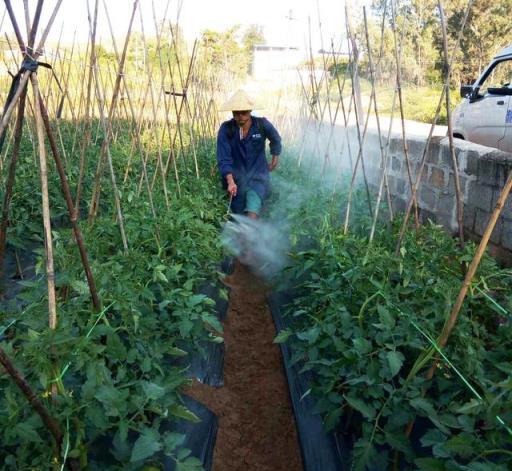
[0,0,354,53]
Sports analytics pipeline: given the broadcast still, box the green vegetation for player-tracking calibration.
[365,0,512,86]
[326,76,454,124]
[0,122,227,469]
[375,85,453,125]
[274,160,512,470]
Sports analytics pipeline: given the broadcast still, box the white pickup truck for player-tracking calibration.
[452,45,512,152]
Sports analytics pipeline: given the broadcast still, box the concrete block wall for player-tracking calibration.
[363,134,512,264]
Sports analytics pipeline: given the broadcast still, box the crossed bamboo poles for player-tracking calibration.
[0,1,86,466]
[0,0,224,467]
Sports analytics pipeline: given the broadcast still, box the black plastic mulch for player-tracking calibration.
[268,290,349,471]
[88,395,217,470]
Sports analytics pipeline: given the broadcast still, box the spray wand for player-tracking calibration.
[227,192,233,216]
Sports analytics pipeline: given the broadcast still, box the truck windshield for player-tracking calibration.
[481,59,512,94]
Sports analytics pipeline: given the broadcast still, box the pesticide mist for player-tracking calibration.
[219,117,390,279]
[221,214,290,279]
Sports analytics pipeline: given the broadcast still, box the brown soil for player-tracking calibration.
[185,261,303,471]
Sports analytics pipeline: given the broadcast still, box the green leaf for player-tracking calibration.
[384,430,412,456]
[95,384,128,417]
[455,398,482,415]
[443,433,476,459]
[352,436,378,471]
[176,455,203,471]
[466,463,509,471]
[18,280,39,288]
[119,420,128,443]
[420,429,447,448]
[163,432,186,454]
[156,271,169,283]
[297,326,320,344]
[274,329,292,344]
[71,280,89,295]
[414,458,446,471]
[202,313,223,333]
[187,294,207,307]
[169,347,188,357]
[142,382,166,400]
[387,350,404,377]
[377,304,395,329]
[179,319,194,337]
[169,404,200,423]
[130,429,162,462]
[353,337,371,354]
[177,448,192,460]
[410,397,437,418]
[15,422,43,443]
[344,395,376,419]
[141,356,152,373]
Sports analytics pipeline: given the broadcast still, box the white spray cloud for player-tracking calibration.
[221,214,290,279]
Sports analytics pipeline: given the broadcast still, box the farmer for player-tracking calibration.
[216,89,282,219]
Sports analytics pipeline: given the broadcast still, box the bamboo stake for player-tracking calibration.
[179,40,200,178]
[134,2,170,206]
[0,88,28,282]
[70,37,87,157]
[166,22,193,168]
[75,0,98,215]
[101,0,158,219]
[345,4,364,126]
[22,0,30,40]
[161,85,181,194]
[343,10,375,233]
[38,95,101,312]
[0,0,43,279]
[0,346,63,450]
[0,0,63,151]
[395,0,473,253]
[328,39,355,175]
[363,5,391,245]
[404,154,512,440]
[90,55,129,252]
[391,0,419,230]
[439,0,464,247]
[31,73,58,334]
[88,0,138,229]
[430,171,512,371]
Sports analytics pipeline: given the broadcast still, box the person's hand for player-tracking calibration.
[226,175,237,196]
[269,155,279,171]
[227,181,237,196]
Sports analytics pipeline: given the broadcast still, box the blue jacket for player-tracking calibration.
[216,116,282,201]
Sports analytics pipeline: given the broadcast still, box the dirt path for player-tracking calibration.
[186,261,303,471]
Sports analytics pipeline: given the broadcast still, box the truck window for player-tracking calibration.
[480,59,512,95]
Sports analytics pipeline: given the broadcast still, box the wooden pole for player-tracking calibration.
[0,346,63,449]
[0,88,28,283]
[101,0,158,218]
[439,0,464,247]
[88,0,138,234]
[395,0,473,253]
[74,0,98,214]
[38,95,101,312]
[362,5,392,245]
[31,73,57,331]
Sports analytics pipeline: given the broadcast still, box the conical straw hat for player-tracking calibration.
[219,89,258,111]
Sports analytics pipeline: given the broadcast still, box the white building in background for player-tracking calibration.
[251,44,302,81]
[247,9,308,86]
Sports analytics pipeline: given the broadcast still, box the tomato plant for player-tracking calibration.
[275,158,512,470]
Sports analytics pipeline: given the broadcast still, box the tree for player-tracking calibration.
[242,24,265,73]
[446,0,512,84]
[199,25,261,83]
